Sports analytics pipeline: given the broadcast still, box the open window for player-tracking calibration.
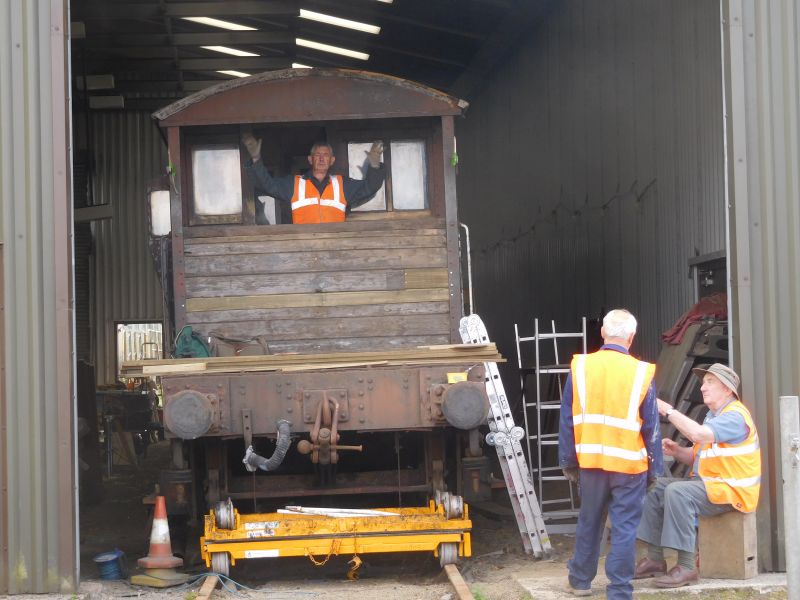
[183,124,434,226]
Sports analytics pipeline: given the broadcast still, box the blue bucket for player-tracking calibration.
[93,549,125,580]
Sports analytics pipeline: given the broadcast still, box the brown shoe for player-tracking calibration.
[633,557,667,579]
[564,579,592,597]
[654,565,699,588]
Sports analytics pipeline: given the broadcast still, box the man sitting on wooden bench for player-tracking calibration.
[634,363,761,588]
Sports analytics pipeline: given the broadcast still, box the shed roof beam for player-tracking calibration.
[83,57,290,70]
[74,1,298,20]
[82,31,294,47]
[300,30,468,68]
[305,0,485,40]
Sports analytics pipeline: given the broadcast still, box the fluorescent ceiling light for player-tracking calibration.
[201,45,259,57]
[375,0,393,3]
[217,70,250,78]
[295,38,368,60]
[182,17,256,31]
[299,9,380,35]
[292,63,312,69]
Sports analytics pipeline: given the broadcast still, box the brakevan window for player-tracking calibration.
[191,144,242,222]
[184,132,431,225]
[348,139,427,212]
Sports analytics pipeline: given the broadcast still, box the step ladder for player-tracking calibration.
[459,314,552,558]
[514,318,586,533]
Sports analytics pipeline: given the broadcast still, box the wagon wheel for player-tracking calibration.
[214,498,235,530]
[438,542,459,567]
[210,552,230,577]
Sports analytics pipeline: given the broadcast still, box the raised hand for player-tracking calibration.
[366,141,383,168]
[241,131,262,161]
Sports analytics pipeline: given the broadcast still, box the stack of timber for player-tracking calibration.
[121,344,504,378]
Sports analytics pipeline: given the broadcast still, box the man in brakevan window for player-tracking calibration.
[241,131,385,224]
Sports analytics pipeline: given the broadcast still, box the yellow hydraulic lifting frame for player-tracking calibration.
[200,493,472,577]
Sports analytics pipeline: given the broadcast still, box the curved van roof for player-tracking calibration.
[153,68,469,127]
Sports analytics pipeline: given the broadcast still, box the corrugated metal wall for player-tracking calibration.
[88,112,166,384]
[723,0,800,571]
[0,0,77,593]
[457,0,725,363]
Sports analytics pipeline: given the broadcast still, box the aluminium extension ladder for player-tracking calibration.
[459,314,552,558]
[514,318,586,533]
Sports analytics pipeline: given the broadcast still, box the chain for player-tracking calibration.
[306,539,341,566]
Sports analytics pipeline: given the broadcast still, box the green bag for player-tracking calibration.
[173,326,211,358]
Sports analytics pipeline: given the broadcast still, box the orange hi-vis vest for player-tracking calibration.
[694,400,761,512]
[290,175,347,224]
[571,350,656,474]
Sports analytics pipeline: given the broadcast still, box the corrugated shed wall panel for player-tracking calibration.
[0,0,77,593]
[457,0,725,362]
[724,0,800,571]
[90,112,166,384]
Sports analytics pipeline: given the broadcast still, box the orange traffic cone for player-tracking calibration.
[131,495,188,587]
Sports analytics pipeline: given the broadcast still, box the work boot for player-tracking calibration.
[565,579,592,596]
[654,565,699,588]
[633,556,667,579]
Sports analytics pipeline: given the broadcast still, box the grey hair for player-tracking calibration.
[309,142,334,155]
[603,309,637,339]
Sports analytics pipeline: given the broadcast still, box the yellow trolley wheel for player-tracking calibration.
[438,542,459,567]
[211,552,230,577]
[214,499,235,530]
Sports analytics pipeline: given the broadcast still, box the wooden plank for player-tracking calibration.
[196,574,219,600]
[142,362,206,374]
[444,564,475,600]
[185,301,450,324]
[187,314,451,341]
[124,342,500,366]
[186,269,448,298]
[184,247,447,277]
[441,115,463,343]
[186,270,405,297]
[277,361,389,372]
[126,353,504,376]
[186,288,449,312]
[169,125,187,331]
[185,217,446,238]
[122,342,501,371]
[404,268,449,289]
[184,233,446,254]
[127,357,505,377]
[185,228,445,245]
[420,343,491,350]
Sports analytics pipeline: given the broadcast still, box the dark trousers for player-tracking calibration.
[567,468,647,600]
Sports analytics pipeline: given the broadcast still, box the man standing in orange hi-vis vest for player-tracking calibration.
[634,363,760,589]
[559,309,663,599]
[242,131,385,224]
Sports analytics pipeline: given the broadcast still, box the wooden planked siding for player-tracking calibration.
[184,223,452,352]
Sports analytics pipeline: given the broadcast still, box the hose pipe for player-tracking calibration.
[243,419,292,472]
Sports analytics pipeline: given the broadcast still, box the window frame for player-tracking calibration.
[183,132,249,226]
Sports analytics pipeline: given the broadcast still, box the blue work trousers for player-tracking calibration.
[567,468,647,600]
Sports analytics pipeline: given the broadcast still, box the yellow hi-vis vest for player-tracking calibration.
[694,400,761,512]
[290,175,347,224]
[571,350,655,474]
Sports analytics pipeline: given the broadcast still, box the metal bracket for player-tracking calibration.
[242,408,253,449]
